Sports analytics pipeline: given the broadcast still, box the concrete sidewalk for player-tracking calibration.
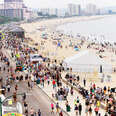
[37,79,106,116]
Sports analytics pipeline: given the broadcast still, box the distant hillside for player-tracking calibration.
[0,16,20,24]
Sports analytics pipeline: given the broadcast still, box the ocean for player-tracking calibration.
[57,15,116,43]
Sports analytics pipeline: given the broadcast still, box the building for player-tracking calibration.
[22,4,32,20]
[0,4,4,16]
[99,8,108,15]
[68,4,81,16]
[75,5,81,16]
[0,0,31,20]
[86,4,97,15]
[57,9,66,17]
[4,0,23,19]
[40,8,49,16]
[49,8,57,16]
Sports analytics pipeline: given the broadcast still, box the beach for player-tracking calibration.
[20,15,116,95]
[20,15,107,60]
[20,14,116,75]
[0,15,116,116]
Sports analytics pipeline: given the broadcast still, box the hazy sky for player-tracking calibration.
[0,0,116,9]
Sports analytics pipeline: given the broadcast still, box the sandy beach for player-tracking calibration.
[20,15,106,59]
[20,15,116,88]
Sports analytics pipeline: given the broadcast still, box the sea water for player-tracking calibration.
[57,15,116,43]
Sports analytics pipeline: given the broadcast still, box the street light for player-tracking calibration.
[0,92,25,116]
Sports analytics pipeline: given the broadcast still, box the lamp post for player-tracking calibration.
[0,92,25,116]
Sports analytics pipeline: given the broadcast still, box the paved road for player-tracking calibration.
[1,49,68,116]
[18,82,68,116]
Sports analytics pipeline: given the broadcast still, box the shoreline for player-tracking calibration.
[55,15,116,43]
[20,15,116,65]
[47,15,108,33]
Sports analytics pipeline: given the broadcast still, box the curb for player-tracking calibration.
[36,85,70,116]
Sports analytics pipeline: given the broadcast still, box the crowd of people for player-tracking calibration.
[0,27,116,116]
[64,72,116,116]
[0,32,67,116]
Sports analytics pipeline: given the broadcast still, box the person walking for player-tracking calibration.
[66,103,71,112]
[28,80,31,90]
[22,93,26,102]
[25,108,28,116]
[30,81,34,90]
[41,78,44,87]
[78,103,82,116]
[88,106,92,116]
[56,102,60,113]
[24,101,28,110]
[83,78,86,87]
[51,103,54,114]
[15,84,18,91]
[7,84,11,92]
[13,91,17,103]
[94,106,99,116]
[37,109,41,116]
[85,106,88,116]
[59,110,63,116]
[30,108,35,116]
[74,104,78,116]
[52,79,56,89]
[47,77,50,85]
[70,86,73,95]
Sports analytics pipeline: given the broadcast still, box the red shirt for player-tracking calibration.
[52,80,56,85]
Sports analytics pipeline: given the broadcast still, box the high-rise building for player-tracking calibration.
[0,4,4,16]
[75,5,81,16]
[57,9,66,17]
[40,8,49,16]
[49,8,57,16]
[22,4,32,20]
[86,4,97,15]
[68,4,81,16]
[4,0,23,19]
[0,0,31,20]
